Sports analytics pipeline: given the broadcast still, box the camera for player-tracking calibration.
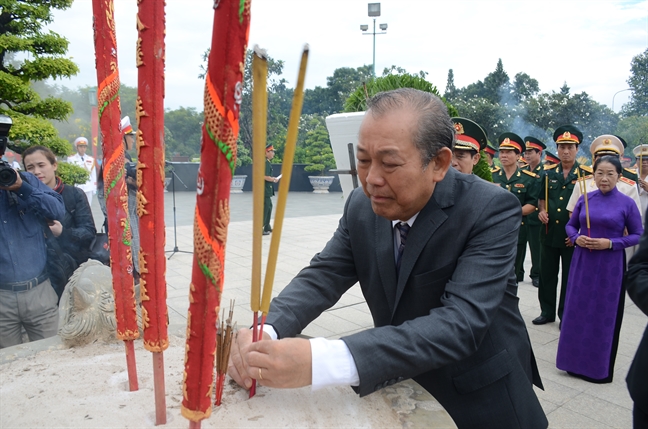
[0,114,16,187]
[125,161,137,179]
[0,160,18,187]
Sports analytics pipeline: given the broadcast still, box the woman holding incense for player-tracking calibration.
[556,155,643,383]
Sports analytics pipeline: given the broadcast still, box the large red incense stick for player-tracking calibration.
[181,0,251,426]
[136,0,168,425]
[91,0,139,392]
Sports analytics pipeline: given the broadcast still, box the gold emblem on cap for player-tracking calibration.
[562,131,571,140]
[454,123,464,134]
[604,138,611,145]
[503,138,511,145]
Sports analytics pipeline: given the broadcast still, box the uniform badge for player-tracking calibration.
[514,184,525,188]
[454,123,464,134]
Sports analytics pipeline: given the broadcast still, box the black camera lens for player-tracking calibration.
[0,161,18,187]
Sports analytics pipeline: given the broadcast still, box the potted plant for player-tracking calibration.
[231,140,252,193]
[326,71,458,198]
[302,124,337,193]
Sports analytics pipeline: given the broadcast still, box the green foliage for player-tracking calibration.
[164,106,203,159]
[299,122,336,175]
[343,71,458,117]
[622,48,648,117]
[0,0,78,155]
[616,116,648,154]
[444,69,457,99]
[472,151,493,182]
[56,161,88,186]
[302,65,373,116]
[235,140,252,167]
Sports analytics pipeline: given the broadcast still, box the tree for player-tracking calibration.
[444,69,457,100]
[622,48,648,117]
[302,65,372,116]
[512,72,539,103]
[0,0,79,156]
[164,107,203,159]
[616,115,648,154]
[301,123,336,174]
[482,59,510,103]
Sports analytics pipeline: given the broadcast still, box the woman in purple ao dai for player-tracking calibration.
[557,156,643,383]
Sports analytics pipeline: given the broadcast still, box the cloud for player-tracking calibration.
[46,0,647,112]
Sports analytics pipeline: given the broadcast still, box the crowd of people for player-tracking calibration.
[1,89,647,427]
[0,116,139,348]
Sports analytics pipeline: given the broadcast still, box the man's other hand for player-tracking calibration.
[228,328,312,389]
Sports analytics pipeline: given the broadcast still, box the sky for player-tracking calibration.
[46,0,648,113]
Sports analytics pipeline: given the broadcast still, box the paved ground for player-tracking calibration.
[86,189,646,427]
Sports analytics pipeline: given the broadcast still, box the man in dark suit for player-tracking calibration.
[229,88,547,429]
[626,218,648,428]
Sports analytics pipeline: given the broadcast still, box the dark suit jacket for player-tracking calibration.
[626,216,648,415]
[266,168,547,429]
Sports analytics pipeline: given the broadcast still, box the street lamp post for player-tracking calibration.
[360,3,387,77]
[88,88,99,161]
[612,88,631,111]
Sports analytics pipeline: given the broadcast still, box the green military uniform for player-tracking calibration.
[535,125,585,325]
[522,136,547,286]
[263,147,275,233]
[494,132,541,283]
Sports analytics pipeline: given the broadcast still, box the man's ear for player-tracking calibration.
[430,147,452,182]
[473,152,481,166]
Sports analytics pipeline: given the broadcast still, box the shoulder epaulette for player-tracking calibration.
[490,166,501,173]
[625,167,637,175]
[576,175,592,182]
[579,164,593,174]
[521,169,539,178]
[544,163,558,170]
[620,176,636,186]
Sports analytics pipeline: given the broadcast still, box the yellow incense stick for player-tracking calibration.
[544,175,548,213]
[261,46,310,314]
[251,47,268,313]
[576,166,591,231]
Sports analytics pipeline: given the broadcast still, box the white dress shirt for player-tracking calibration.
[264,213,419,390]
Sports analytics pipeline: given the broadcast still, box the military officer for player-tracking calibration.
[544,151,560,166]
[263,144,279,235]
[67,137,97,207]
[450,117,488,175]
[535,125,589,326]
[493,132,541,284]
[616,136,640,184]
[634,144,648,218]
[523,137,546,287]
[484,143,497,169]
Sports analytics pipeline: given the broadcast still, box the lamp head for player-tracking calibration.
[368,2,381,17]
[379,23,388,30]
[360,24,368,31]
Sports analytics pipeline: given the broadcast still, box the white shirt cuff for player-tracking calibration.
[262,324,278,340]
[309,337,360,390]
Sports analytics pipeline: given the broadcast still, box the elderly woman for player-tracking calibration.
[557,155,643,383]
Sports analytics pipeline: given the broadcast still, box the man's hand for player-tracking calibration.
[49,220,63,237]
[0,171,22,192]
[639,178,648,192]
[228,327,312,389]
[565,236,574,247]
[538,210,549,224]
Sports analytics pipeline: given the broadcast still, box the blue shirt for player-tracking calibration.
[0,172,65,283]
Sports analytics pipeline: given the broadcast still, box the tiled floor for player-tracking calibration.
[99,190,646,428]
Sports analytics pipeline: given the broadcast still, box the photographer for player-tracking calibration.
[0,118,65,348]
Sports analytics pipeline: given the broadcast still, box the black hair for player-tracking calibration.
[593,155,622,175]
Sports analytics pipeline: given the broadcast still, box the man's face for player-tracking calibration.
[76,143,88,156]
[485,152,494,166]
[499,149,519,167]
[266,149,275,160]
[557,143,577,164]
[640,156,648,174]
[524,149,541,166]
[124,134,135,150]
[622,158,632,168]
[451,149,479,174]
[357,107,450,221]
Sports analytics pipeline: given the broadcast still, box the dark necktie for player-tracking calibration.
[81,156,84,162]
[395,222,410,276]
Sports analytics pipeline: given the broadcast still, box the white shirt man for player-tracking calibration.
[67,137,97,206]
